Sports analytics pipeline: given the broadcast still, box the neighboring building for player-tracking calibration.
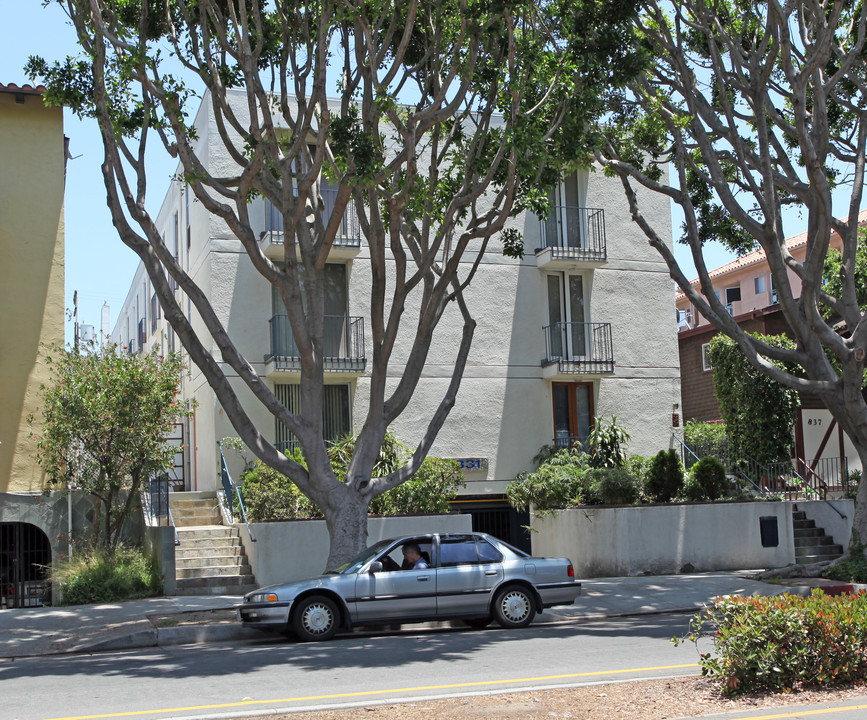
[675,214,867,474]
[113,89,681,543]
[0,83,66,606]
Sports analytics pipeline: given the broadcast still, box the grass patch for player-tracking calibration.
[51,546,162,605]
[823,550,867,584]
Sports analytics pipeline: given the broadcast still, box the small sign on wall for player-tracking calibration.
[454,458,488,472]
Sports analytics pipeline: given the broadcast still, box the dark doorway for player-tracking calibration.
[450,498,532,554]
[0,523,52,608]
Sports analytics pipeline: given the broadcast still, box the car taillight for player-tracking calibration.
[567,564,574,578]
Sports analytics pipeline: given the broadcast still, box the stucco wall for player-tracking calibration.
[241,513,473,586]
[530,501,805,577]
[0,90,65,493]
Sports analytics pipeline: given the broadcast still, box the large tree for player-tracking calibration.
[597,0,867,550]
[29,0,642,568]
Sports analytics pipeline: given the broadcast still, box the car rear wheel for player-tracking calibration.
[292,595,339,642]
[492,586,535,629]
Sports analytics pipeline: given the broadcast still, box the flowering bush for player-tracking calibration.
[676,591,867,694]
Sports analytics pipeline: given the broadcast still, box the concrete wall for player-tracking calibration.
[529,501,829,577]
[241,513,472,586]
[0,89,65,493]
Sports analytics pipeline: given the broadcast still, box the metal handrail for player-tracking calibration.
[219,442,256,542]
[672,434,768,497]
[145,476,179,545]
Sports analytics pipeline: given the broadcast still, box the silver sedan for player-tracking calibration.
[238,532,581,641]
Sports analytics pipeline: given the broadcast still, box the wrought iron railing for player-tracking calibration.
[266,190,362,246]
[267,314,366,372]
[537,206,606,262]
[146,476,179,545]
[542,322,614,374]
[219,442,255,542]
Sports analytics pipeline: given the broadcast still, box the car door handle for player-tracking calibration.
[417,575,430,582]
[485,570,497,576]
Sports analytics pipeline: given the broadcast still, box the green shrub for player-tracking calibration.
[622,455,649,491]
[369,457,464,515]
[644,449,684,502]
[824,548,867,583]
[586,416,630,468]
[507,453,588,511]
[238,448,465,522]
[51,546,162,605]
[586,467,640,505]
[683,456,728,501]
[677,591,867,694]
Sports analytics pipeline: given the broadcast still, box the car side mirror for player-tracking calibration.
[369,561,383,574]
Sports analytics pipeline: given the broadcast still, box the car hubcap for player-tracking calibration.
[501,591,529,622]
[302,603,333,634]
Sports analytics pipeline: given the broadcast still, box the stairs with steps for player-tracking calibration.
[170,491,256,596]
[792,504,844,565]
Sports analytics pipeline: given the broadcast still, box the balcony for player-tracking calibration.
[534,207,606,269]
[265,314,366,376]
[260,190,362,260]
[542,322,614,376]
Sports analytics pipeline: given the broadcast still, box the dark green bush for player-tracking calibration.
[683,456,728,501]
[52,546,162,605]
[824,548,867,583]
[238,450,465,522]
[677,591,867,694]
[586,467,641,505]
[644,449,684,502]
[507,451,588,511]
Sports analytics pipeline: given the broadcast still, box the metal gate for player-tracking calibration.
[450,499,532,554]
[0,523,52,609]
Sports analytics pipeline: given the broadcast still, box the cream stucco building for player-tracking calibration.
[112,90,682,545]
[0,83,66,606]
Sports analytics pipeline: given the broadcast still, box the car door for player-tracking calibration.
[352,537,436,623]
[435,535,503,618]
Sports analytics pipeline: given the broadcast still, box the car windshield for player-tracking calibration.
[333,539,396,574]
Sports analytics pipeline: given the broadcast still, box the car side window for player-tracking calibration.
[376,539,433,571]
[439,537,481,567]
[476,538,503,564]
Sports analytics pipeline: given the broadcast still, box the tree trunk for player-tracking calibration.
[849,443,867,552]
[322,486,371,572]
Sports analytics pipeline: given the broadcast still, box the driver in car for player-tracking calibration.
[401,543,429,570]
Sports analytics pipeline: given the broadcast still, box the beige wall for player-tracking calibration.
[0,90,65,492]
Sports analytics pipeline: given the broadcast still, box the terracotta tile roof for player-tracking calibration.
[0,82,47,95]
[676,209,867,299]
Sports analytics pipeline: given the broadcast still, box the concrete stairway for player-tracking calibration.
[793,505,844,565]
[170,491,256,596]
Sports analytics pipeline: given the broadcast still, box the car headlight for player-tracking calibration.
[248,592,279,603]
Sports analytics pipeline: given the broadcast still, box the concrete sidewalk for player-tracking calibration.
[0,571,857,658]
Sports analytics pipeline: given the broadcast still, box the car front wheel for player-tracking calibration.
[492,586,535,629]
[292,595,339,641]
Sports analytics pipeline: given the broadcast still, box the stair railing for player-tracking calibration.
[671,434,768,497]
[218,441,256,542]
[145,476,180,545]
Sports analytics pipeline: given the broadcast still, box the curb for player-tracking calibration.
[78,624,264,653]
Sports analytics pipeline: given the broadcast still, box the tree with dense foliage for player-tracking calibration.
[596,0,867,550]
[36,346,190,552]
[708,333,800,467]
[29,0,643,568]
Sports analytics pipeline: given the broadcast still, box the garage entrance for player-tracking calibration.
[450,498,532,554]
[0,523,52,608]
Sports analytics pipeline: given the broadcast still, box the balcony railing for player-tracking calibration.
[536,207,606,262]
[267,314,366,372]
[542,322,614,374]
[266,189,361,247]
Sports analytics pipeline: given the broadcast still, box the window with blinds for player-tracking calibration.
[274,383,351,452]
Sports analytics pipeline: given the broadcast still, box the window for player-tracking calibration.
[754,275,766,294]
[150,293,160,334]
[677,307,692,327]
[725,286,741,305]
[552,382,594,449]
[702,343,713,371]
[543,171,589,248]
[185,185,192,251]
[274,383,351,452]
[546,272,586,358]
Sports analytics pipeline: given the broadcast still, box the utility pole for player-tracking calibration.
[73,290,79,353]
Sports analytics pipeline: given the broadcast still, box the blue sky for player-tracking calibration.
[3,1,736,346]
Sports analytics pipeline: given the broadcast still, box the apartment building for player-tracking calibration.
[675,215,866,473]
[0,83,66,606]
[113,90,681,537]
